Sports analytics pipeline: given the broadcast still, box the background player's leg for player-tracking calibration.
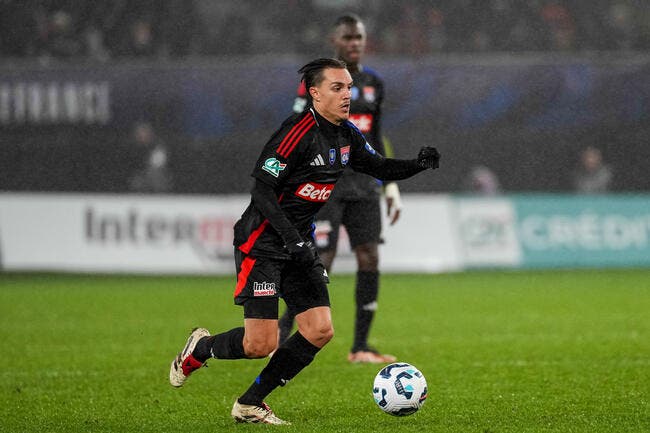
[344,199,394,362]
[318,248,336,273]
[277,309,295,347]
[352,242,380,352]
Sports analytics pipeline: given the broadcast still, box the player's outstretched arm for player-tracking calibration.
[250,179,315,264]
[356,146,441,181]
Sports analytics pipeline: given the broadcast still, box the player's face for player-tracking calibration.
[310,67,353,125]
[332,23,366,65]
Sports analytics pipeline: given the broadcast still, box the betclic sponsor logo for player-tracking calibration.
[295,182,334,202]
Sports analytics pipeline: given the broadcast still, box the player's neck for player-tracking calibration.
[346,62,362,74]
[312,106,343,127]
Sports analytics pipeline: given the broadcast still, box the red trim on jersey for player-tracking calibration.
[237,193,285,255]
[282,119,314,157]
[277,114,315,158]
[238,220,269,254]
[233,256,256,298]
[277,114,312,156]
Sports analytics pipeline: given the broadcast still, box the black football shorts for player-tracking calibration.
[314,197,381,251]
[233,248,330,319]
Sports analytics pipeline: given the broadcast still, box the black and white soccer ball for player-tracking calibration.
[372,363,428,416]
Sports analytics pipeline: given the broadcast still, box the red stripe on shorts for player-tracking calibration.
[233,256,257,298]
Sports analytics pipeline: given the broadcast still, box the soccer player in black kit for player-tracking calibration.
[280,14,401,363]
[169,58,440,425]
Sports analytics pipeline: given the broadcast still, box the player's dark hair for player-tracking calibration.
[298,58,347,99]
[334,13,362,28]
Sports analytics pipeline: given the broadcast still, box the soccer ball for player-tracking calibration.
[372,363,428,416]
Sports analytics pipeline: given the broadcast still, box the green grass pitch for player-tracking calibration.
[1,269,649,432]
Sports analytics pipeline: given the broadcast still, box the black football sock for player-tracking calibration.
[238,331,320,406]
[352,270,379,352]
[277,308,296,345]
[192,327,245,362]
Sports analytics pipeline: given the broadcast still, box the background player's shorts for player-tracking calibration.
[315,197,381,251]
[233,249,330,319]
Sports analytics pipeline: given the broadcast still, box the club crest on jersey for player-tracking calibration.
[363,86,376,103]
[329,148,336,165]
[262,157,287,177]
[340,146,350,165]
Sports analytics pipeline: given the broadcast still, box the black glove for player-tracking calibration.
[286,239,317,265]
[417,146,441,169]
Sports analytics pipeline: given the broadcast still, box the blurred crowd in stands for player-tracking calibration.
[1,0,649,61]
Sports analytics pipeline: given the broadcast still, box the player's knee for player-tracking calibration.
[243,335,277,358]
[312,327,333,348]
[356,244,379,271]
[315,322,334,346]
[302,322,334,348]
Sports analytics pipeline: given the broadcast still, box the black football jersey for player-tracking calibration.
[293,66,386,199]
[233,108,387,259]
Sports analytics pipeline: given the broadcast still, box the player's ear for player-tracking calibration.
[309,87,320,103]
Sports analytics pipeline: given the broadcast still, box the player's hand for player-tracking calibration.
[384,182,402,226]
[287,239,317,265]
[417,147,441,169]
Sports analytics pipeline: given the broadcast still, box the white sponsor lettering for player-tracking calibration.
[253,282,277,296]
[296,183,333,202]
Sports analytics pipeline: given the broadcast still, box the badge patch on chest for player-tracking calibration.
[340,146,350,165]
[329,148,336,165]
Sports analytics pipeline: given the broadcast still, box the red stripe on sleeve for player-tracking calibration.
[277,114,311,155]
[233,256,256,298]
[281,119,314,158]
[277,115,314,157]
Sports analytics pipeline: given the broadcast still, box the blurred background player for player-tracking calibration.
[573,146,613,194]
[279,14,401,364]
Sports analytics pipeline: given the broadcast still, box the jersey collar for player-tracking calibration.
[310,108,345,137]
